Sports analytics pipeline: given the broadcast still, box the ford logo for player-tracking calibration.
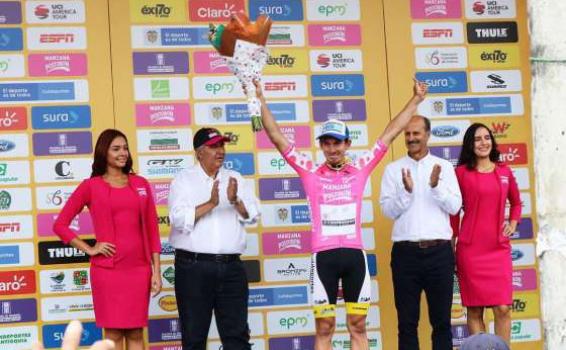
[161,242,174,255]
[432,126,459,137]
[0,140,15,152]
[511,250,524,261]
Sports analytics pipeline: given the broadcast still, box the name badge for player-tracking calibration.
[320,203,356,236]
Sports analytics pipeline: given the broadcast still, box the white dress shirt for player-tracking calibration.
[168,163,260,254]
[379,152,462,241]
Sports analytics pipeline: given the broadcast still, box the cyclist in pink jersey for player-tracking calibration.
[251,79,428,350]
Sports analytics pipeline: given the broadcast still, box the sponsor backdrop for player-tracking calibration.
[0,0,115,349]
[385,1,540,348]
[0,1,540,350]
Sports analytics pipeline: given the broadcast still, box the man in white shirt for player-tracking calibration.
[168,127,260,350]
[379,115,462,350]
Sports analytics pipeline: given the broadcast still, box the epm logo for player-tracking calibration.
[307,1,360,21]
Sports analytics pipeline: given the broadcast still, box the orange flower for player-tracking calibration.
[209,12,272,57]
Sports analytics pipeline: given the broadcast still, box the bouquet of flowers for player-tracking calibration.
[209,12,272,131]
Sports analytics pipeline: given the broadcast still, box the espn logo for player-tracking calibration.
[39,34,74,43]
[423,29,453,38]
[264,82,296,91]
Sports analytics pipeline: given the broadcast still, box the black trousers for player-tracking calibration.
[391,241,455,350]
[174,251,251,350]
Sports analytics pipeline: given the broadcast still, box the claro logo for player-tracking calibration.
[279,316,308,329]
[198,4,236,18]
[0,270,36,295]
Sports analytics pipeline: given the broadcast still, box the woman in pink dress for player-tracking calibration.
[452,123,521,344]
[53,129,162,350]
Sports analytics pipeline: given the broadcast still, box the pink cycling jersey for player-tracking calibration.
[282,140,388,253]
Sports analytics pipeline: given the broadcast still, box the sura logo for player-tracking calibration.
[205,82,235,95]
[224,158,243,172]
[141,4,172,17]
[321,80,353,91]
[424,77,458,89]
[279,316,308,329]
[432,125,460,138]
[43,111,79,124]
[318,4,347,17]
[260,5,292,16]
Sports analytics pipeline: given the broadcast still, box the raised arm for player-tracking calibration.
[252,80,290,153]
[379,79,428,146]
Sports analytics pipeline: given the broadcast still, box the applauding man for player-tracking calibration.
[380,115,462,350]
[168,128,260,350]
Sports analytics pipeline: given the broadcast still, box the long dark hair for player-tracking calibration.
[457,123,500,169]
[91,129,133,177]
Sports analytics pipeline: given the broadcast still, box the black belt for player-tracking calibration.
[395,239,451,249]
[175,249,240,263]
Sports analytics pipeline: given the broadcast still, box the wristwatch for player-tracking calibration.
[230,197,242,205]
